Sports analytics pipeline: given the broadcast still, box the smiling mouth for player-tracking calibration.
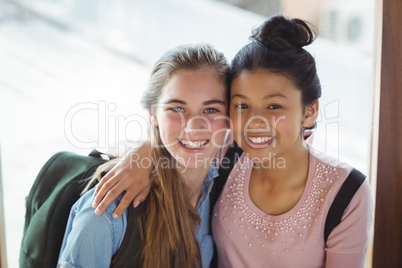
[247,136,274,144]
[179,139,209,148]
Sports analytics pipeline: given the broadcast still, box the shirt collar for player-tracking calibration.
[196,164,219,210]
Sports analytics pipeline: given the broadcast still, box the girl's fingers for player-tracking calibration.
[92,145,154,216]
[111,190,137,218]
[133,184,151,208]
[93,165,117,196]
[94,183,123,215]
[109,184,152,218]
[93,174,134,214]
[93,169,150,215]
[93,174,106,196]
[92,158,132,210]
[92,174,120,209]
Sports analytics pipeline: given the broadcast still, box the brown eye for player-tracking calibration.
[234,103,248,109]
[268,104,282,109]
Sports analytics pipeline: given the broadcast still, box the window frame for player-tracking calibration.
[0,145,7,268]
[371,0,402,267]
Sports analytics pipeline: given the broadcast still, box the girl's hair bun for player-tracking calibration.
[251,15,316,50]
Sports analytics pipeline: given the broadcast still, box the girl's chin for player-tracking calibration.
[245,152,287,169]
[244,148,275,162]
[171,152,217,170]
[175,159,214,171]
[245,152,273,163]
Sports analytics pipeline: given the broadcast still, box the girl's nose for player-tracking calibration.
[184,115,209,134]
[245,115,270,130]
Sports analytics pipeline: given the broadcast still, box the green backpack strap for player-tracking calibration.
[110,205,142,268]
[324,168,366,246]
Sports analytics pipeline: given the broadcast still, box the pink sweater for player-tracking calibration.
[212,149,373,268]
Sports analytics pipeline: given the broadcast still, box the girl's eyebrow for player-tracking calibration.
[263,94,287,100]
[231,94,247,99]
[163,99,186,105]
[231,93,287,100]
[203,100,226,106]
[163,99,226,105]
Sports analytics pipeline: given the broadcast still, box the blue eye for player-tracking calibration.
[170,107,185,113]
[234,103,248,109]
[268,104,282,109]
[205,108,219,113]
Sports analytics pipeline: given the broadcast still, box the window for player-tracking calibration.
[0,0,376,266]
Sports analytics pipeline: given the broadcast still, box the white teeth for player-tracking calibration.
[180,140,207,148]
[248,136,274,144]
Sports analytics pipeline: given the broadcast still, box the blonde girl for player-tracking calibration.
[58,43,230,268]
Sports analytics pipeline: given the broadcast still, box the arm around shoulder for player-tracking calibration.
[93,141,153,217]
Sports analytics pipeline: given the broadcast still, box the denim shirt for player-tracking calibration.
[58,165,218,268]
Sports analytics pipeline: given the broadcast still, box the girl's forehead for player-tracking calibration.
[161,68,227,100]
[231,70,299,96]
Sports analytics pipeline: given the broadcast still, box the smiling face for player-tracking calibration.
[230,69,318,164]
[152,67,228,169]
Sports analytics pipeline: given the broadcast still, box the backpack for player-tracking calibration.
[19,150,141,268]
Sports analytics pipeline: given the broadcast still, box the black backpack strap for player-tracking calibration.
[209,142,243,217]
[324,168,366,245]
[209,142,243,268]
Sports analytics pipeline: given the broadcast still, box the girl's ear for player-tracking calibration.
[303,100,319,128]
[150,113,159,127]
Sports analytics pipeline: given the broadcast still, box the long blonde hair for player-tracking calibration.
[88,44,229,268]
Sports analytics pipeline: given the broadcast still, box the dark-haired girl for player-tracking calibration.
[93,15,373,268]
[211,15,372,268]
